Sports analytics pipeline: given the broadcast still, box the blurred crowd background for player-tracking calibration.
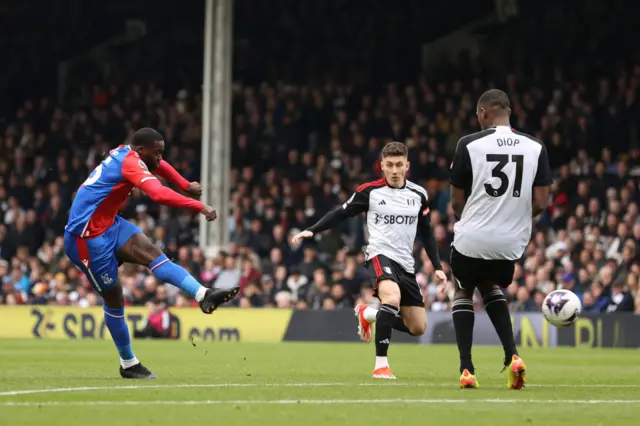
[1,0,640,315]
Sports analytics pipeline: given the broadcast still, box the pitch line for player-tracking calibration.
[1,382,639,397]
[2,398,640,407]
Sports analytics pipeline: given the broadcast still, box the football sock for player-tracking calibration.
[103,306,138,368]
[452,297,475,374]
[363,306,417,335]
[392,316,412,334]
[363,307,378,322]
[375,356,389,370]
[483,288,518,363]
[150,254,207,301]
[375,304,398,358]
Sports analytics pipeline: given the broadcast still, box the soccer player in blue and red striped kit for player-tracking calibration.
[64,127,239,379]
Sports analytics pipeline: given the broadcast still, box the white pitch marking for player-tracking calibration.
[2,398,640,407]
[0,383,339,397]
[2,382,640,397]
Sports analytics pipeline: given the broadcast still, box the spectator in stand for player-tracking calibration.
[134,299,173,339]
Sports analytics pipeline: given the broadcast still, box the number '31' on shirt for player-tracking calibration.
[449,126,553,260]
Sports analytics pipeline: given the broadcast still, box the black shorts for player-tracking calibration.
[366,255,424,307]
[450,246,515,289]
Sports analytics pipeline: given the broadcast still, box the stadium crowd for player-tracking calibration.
[1,1,640,316]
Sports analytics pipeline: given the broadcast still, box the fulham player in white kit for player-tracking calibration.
[292,142,446,379]
[449,89,553,389]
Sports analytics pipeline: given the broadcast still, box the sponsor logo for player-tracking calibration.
[374,213,417,225]
[0,307,292,343]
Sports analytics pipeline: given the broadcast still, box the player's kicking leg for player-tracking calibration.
[116,229,239,315]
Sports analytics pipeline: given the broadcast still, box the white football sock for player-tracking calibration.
[375,356,389,370]
[121,357,140,369]
[363,307,378,323]
[195,286,207,302]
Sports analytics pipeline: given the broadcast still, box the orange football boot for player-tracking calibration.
[507,355,526,389]
[372,366,396,379]
[459,369,479,388]
[354,304,372,342]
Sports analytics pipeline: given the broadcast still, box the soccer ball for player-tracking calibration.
[541,289,582,327]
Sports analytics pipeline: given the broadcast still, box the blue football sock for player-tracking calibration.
[150,254,204,299]
[103,306,136,363]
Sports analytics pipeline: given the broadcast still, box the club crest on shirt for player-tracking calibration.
[138,160,148,171]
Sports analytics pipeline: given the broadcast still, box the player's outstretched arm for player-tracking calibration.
[292,189,369,245]
[122,155,212,218]
[139,178,204,212]
[155,160,202,196]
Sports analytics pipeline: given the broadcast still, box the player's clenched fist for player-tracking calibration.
[200,205,217,221]
[291,230,313,245]
[434,270,447,284]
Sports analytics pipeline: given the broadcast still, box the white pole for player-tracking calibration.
[199,0,214,250]
[221,0,233,247]
[210,0,227,250]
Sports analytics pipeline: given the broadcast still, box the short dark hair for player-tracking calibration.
[381,141,408,158]
[477,89,511,111]
[131,127,163,147]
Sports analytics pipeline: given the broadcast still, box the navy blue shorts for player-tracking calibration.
[64,216,142,292]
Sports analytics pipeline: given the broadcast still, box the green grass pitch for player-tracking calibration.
[1,340,638,426]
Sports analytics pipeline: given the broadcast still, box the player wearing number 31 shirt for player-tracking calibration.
[64,128,239,380]
[449,89,553,390]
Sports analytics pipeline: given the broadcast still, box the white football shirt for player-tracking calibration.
[341,178,429,273]
[449,126,553,260]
